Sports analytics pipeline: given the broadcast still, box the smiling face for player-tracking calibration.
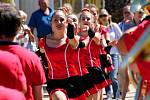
[79,11,93,28]
[51,10,67,34]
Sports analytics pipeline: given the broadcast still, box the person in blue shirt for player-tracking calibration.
[28,0,54,38]
[28,0,54,79]
[118,5,136,33]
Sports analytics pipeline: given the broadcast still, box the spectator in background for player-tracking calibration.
[132,9,144,25]
[0,3,46,100]
[28,0,54,39]
[28,0,54,77]
[14,10,37,52]
[118,5,135,32]
[99,8,123,99]
[130,3,144,25]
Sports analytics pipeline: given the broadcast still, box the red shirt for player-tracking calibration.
[0,86,26,100]
[0,50,26,92]
[75,37,89,76]
[124,20,150,51]
[86,39,101,67]
[44,40,79,79]
[0,42,46,100]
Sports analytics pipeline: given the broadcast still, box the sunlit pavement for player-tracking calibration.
[102,84,136,100]
[42,84,136,100]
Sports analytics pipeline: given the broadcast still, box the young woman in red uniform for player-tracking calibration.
[67,12,99,98]
[44,9,86,100]
[77,9,111,100]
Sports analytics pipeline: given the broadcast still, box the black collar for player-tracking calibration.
[0,41,18,45]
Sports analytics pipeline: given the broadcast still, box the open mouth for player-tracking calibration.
[83,23,89,26]
[56,25,63,29]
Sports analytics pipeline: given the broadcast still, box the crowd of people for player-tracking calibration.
[0,0,149,100]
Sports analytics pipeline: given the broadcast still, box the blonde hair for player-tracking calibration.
[18,10,27,22]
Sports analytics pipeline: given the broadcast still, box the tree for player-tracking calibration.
[104,0,131,23]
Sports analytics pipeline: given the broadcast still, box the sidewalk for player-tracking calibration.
[124,84,136,100]
[102,84,136,100]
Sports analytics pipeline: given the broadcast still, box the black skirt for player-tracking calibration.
[46,76,85,98]
[80,73,98,96]
[87,67,111,89]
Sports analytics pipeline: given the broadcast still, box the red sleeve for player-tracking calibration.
[123,33,135,51]
[131,20,150,42]
[31,53,46,85]
[123,20,150,51]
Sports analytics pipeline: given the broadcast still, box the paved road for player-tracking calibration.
[42,84,136,100]
[124,84,136,100]
[103,84,136,100]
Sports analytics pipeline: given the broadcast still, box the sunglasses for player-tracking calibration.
[137,11,144,14]
[99,14,107,18]
[81,17,91,21]
[123,11,131,14]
